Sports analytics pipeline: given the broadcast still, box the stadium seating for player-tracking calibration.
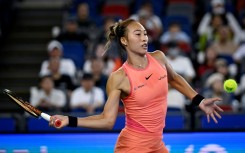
[132,0,165,17]
[102,4,129,19]
[0,117,15,132]
[166,3,194,24]
[165,111,188,131]
[69,0,100,18]
[62,41,86,69]
[198,112,245,129]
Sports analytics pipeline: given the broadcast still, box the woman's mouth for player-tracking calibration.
[142,44,148,49]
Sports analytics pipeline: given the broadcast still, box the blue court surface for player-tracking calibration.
[0,132,245,153]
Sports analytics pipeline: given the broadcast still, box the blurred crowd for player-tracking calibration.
[29,0,245,114]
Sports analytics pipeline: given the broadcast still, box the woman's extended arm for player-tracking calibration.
[49,71,123,129]
[150,51,197,99]
[151,51,223,123]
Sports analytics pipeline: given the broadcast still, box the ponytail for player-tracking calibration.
[104,19,136,56]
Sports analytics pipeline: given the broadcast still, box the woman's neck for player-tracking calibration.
[127,52,148,69]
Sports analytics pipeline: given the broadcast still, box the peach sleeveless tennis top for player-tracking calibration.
[122,53,168,136]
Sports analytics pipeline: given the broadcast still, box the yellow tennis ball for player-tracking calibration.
[223,79,237,93]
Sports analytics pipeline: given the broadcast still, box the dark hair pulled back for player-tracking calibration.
[105,19,136,54]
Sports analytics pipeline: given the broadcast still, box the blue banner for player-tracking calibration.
[0,132,244,153]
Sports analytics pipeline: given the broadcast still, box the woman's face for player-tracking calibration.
[121,22,148,55]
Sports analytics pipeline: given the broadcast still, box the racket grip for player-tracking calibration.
[41,112,61,127]
[54,119,61,127]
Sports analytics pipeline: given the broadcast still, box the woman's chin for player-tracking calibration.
[142,49,148,53]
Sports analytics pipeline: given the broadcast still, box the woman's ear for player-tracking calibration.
[120,37,127,46]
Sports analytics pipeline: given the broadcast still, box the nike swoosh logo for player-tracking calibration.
[145,73,153,80]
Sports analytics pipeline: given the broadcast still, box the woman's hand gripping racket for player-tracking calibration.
[3,89,61,127]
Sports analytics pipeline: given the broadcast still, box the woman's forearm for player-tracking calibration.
[77,113,114,130]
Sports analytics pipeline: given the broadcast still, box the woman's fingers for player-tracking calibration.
[215,105,224,112]
[207,114,210,123]
[49,116,57,127]
[49,116,53,126]
[214,110,221,119]
[210,113,218,124]
[204,97,222,105]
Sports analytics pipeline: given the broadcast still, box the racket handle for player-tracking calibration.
[41,112,61,127]
[54,119,61,127]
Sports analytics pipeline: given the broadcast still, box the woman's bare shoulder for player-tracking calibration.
[148,50,167,64]
[107,67,127,88]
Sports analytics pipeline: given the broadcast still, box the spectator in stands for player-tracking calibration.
[167,86,186,111]
[166,43,195,83]
[160,22,191,44]
[91,17,120,75]
[96,17,116,46]
[70,73,105,114]
[197,14,223,51]
[160,22,191,53]
[84,17,122,76]
[76,3,97,34]
[55,16,89,48]
[233,43,245,75]
[239,12,245,41]
[83,54,115,77]
[130,1,162,41]
[91,57,108,90]
[83,57,108,91]
[202,73,234,108]
[236,74,245,111]
[197,0,243,48]
[201,58,234,89]
[166,43,195,110]
[48,58,75,96]
[233,43,245,63]
[39,40,76,78]
[210,25,238,56]
[30,75,66,112]
[198,46,218,78]
[215,58,233,79]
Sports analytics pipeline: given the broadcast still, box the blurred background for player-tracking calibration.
[0,0,245,152]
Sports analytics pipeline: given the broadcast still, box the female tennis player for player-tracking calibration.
[49,19,223,153]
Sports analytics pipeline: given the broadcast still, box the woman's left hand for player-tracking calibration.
[199,97,224,123]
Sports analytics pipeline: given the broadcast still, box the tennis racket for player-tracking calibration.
[3,89,61,127]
